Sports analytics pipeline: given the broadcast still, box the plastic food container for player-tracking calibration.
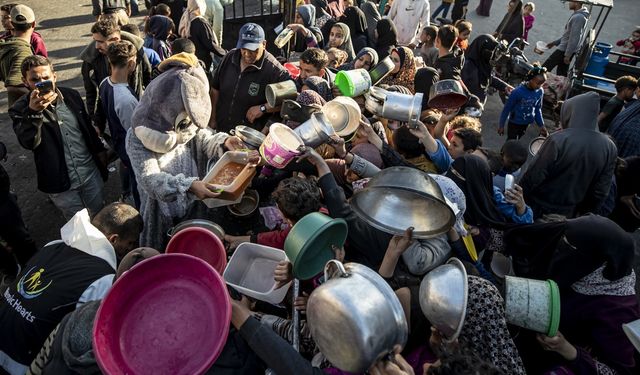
[223,243,292,304]
[505,276,561,336]
[260,123,304,169]
[202,151,257,206]
[534,41,548,55]
[166,227,227,274]
[335,69,372,97]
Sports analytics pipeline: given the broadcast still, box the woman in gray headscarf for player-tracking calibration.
[360,1,381,46]
[337,47,379,71]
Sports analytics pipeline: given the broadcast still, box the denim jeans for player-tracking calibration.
[431,2,452,20]
[49,171,104,220]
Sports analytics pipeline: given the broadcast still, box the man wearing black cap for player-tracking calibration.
[0,4,35,108]
[210,23,291,133]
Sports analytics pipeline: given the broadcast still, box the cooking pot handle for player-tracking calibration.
[229,129,236,136]
[324,260,349,281]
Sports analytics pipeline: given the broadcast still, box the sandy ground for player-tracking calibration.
[0,0,638,267]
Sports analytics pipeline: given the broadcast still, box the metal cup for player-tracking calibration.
[266,80,298,108]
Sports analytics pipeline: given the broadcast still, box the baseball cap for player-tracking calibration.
[236,23,265,51]
[10,4,35,25]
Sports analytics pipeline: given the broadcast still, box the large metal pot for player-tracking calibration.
[364,86,386,115]
[428,79,468,110]
[350,167,455,238]
[307,260,408,373]
[381,91,423,127]
[168,219,225,240]
[293,112,337,148]
[419,258,468,342]
[230,125,265,150]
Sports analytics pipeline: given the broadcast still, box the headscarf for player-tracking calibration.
[115,247,161,280]
[463,34,499,90]
[338,47,379,71]
[351,142,383,168]
[460,276,527,375]
[504,215,635,288]
[385,84,412,95]
[296,5,323,49]
[340,6,368,40]
[60,300,101,373]
[495,0,524,43]
[414,67,439,110]
[149,15,174,41]
[379,46,416,93]
[303,76,333,102]
[179,0,207,38]
[360,1,381,45]
[445,154,507,228]
[375,19,398,60]
[429,174,467,236]
[296,89,326,107]
[326,22,356,61]
[608,99,640,158]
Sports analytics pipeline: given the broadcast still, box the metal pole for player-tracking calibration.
[292,279,300,352]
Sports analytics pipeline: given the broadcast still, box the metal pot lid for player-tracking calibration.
[233,125,265,147]
[419,257,468,342]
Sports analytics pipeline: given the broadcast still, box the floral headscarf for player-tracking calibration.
[379,46,416,93]
[460,276,527,375]
[303,76,333,102]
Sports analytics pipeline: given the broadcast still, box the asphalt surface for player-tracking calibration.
[0,0,638,260]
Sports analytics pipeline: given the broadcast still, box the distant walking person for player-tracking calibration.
[543,0,589,76]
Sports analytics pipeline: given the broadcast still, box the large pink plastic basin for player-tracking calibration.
[166,227,227,274]
[93,254,231,375]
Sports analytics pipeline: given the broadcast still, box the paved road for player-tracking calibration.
[0,0,637,248]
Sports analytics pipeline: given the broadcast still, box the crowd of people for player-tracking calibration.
[0,0,639,374]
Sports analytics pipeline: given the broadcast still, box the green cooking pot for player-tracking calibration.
[284,212,348,280]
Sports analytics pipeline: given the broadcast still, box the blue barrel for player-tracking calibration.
[585,42,613,85]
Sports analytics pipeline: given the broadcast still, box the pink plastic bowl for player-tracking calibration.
[166,227,227,274]
[93,253,231,375]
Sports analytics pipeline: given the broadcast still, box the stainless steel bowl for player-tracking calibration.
[419,258,468,342]
[350,167,455,238]
[307,261,408,373]
[293,112,337,148]
[231,126,265,150]
[227,189,259,217]
[168,219,225,239]
[529,136,546,157]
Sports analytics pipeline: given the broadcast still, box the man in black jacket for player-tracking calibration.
[80,20,151,127]
[10,55,109,220]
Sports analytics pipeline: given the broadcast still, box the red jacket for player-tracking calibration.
[254,226,292,250]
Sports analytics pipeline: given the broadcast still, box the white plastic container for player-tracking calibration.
[202,151,257,208]
[223,243,292,304]
[504,276,560,336]
[623,319,640,353]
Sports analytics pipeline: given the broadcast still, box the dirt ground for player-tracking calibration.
[0,0,638,279]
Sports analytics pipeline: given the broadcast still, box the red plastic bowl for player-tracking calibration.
[166,227,227,274]
[284,62,300,79]
[93,254,231,375]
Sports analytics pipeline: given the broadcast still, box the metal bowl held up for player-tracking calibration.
[227,189,260,217]
[230,125,265,150]
[307,260,408,373]
[419,258,468,342]
[350,167,455,239]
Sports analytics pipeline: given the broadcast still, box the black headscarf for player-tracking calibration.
[464,34,498,87]
[504,215,635,288]
[340,6,368,52]
[445,154,507,228]
[311,0,331,19]
[374,19,397,60]
[495,0,524,43]
[414,67,439,111]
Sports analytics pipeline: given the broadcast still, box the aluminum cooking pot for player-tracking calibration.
[364,86,386,116]
[419,258,468,342]
[428,79,468,110]
[294,112,337,148]
[167,219,225,240]
[350,167,455,238]
[381,91,423,127]
[230,126,265,150]
[307,260,408,373]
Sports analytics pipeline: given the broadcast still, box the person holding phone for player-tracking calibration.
[10,55,109,220]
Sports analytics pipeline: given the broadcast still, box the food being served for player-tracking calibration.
[209,162,245,186]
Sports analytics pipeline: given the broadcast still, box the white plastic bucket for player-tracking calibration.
[623,319,640,353]
[504,276,561,336]
[534,41,548,55]
[335,69,372,97]
[322,96,361,139]
[259,123,304,169]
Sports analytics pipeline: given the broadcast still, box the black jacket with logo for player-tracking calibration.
[9,87,108,194]
[212,48,290,133]
[0,242,113,366]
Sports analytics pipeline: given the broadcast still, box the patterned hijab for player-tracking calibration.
[460,276,526,375]
[429,174,467,236]
[379,46,416,93]
[303,76,333,102]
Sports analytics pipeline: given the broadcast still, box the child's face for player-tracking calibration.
[621,87,636,101]
[329,26,345,48]
[447,135,467,159]
[528,75,546,90]
[327,52,338,68]
[295,12,304,25]
[354,53,373,70]
[1,10,13,31]
[631,31,640,41]
[459,29,471,41]
[523,5,533,15]
[420,30,429,43]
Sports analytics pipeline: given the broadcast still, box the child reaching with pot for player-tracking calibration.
[498,64,549,140]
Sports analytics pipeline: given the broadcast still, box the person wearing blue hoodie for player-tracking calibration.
[498,64,548,140]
